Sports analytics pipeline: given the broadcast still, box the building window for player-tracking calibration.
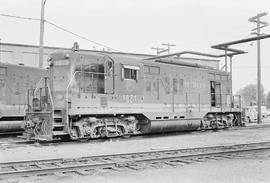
[0,67,7,76]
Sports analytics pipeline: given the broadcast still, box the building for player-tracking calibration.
[0,42,220,69]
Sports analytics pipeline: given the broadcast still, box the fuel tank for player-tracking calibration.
[0,121,24,132]
[140,119,201,133]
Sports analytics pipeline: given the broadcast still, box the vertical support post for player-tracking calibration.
[0,38,1,62]
[257,17,262,124]
[230,56,233,111]
[249,12,268,123]
[39,0,46,68]
[225,47,228,72]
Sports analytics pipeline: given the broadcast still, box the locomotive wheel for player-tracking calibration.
[210,121,217,129]
[116,126,124,136]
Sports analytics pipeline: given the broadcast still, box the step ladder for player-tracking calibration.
[52,109,69,138]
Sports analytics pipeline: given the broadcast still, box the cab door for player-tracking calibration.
[210,81,221,107]
[104,56,114,94]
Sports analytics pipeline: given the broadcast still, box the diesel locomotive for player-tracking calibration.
[23,50,242,141]
[0,62,47,133]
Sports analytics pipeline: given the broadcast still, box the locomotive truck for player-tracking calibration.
[23,50,242,141]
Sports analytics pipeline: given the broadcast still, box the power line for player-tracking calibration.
[45,20,121,52]
[0,13,40,21]
[0,13,121,52]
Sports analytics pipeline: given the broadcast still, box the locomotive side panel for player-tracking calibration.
[0,63,47,132]
[0,63,47,118]
[57,52,232,118]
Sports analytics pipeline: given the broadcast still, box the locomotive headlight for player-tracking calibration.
[47,56,53,66]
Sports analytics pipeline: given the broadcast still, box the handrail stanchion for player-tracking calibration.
[186,93,188,113]
[47,85,54,128]
[66,71,80,132]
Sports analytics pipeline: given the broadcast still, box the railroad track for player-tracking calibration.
[1,141,270,181]
[4,124,270,146]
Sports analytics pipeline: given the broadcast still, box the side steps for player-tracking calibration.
[52,110,69,139]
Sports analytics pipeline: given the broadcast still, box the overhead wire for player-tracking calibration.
[0,13,40,21]
[0,13,121,52]
[45,20,121,52]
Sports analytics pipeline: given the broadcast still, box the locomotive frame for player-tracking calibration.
[23,50,243,141]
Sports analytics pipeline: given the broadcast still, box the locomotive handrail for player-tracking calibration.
[33,77,44,97]
[47,84,54,122]
[66,71,79,129]
[184,92,240,112]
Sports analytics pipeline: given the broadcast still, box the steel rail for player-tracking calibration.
[1,141,270,177]
[2,141,269,166]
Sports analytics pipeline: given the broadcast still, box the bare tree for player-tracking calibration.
[237,84,266,106]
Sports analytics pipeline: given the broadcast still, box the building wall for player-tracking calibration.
[0,43,153,68]
[0,42,220,69]
[0,43,69,68]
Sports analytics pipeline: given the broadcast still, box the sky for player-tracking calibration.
[0,0,270,93]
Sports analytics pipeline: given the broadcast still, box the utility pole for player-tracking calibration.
[0,38,1,62]
[151,47,167,55]
[162,43,176,54]
[249,12,268,124]
[39,0,46,68]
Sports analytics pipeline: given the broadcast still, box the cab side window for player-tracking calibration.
[122,65,139,81]
[124,68,137,80]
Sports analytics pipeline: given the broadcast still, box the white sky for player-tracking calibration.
[0,0,270,93]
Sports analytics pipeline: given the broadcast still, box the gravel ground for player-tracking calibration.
[1,120,270,182]
[74,158,270,183]
[1,123,270,163]
[8,153,270,183]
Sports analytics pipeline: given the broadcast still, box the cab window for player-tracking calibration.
[122,65,139,81]
[124,68,137,80]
